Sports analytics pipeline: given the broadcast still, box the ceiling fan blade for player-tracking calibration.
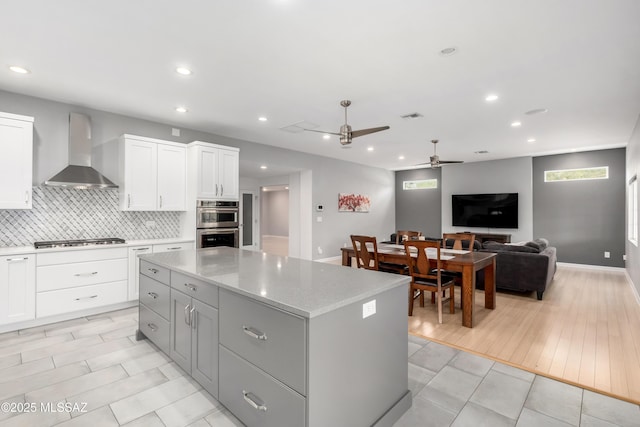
[303,128,341,136]
[350,126,390,138]
[438,160,464,164]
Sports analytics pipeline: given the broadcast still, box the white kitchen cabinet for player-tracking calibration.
[0,254,36,325]
[0,112,34,209]
[152,241,193,253]
[93,134,186,211]
[189,142,239,201]
[128,245,153,301]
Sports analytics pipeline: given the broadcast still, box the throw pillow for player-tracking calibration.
[533,238,549,250]
[525,241,542,252]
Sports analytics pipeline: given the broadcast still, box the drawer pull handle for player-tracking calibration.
[147,323,158,332]
[74,271,98,277]
[242,325,267,341]
[133,247,150,251]
[184,304,191,326]
[184,283,197,292]
[147,292,158,299]
[167,247,181,250]
[242,391,267,412]
[75,295,98,301]
[6,257,28,262]
[148,268,159,274]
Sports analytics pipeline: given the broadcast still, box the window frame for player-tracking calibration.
[402,179,438,190]
[544,166,609,183]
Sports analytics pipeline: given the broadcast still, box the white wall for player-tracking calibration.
[441,157,533,243]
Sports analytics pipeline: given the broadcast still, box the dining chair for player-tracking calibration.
[403,240,455,323]
[395,230,423,244]
[442,233,476,251]
[350,235,406,274]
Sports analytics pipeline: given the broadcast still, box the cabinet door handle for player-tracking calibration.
[190,306,196,329]
[184,304,191,325]
[147,323,158,332]
[6,257,28,262]
[148,268,159,274]
[242,325,267,341]
[221,185,224,196]
[215,184,219,196]
[133,247,150,251]
[242,391,268,412]
[25,191,29,205]
[147,292,158,299]
[75,295,98,301]
[74,271,98,277]
[184,283,197,292]
[159,195,163,208]
[127,194,131,208]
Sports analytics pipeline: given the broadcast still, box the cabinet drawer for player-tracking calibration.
[153,242,192,253]
[36,247,128,266]
[36,280,127,318]
[219,290,306,395]
[140,260,170,284]
[37,258,127,292]
[139,303,170,354]
[139,275,170,320]
[219,346,305,427]
[171,271,218,308]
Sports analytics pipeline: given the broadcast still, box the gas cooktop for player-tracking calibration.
[34,238,126,249]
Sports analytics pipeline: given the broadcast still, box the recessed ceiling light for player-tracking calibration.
[9,65,30,74]
[439,47,457,56]
[511,121,522,127]
[485,94,499,102]
[258,117,268,122]
[260,165,267,169]
[175,106,188,113]
[398,155,405,160]
[367,147,374,152]
[322,134,331,140]
[175,67,192,76]
[525,108,548,115]
[527,138,536,143]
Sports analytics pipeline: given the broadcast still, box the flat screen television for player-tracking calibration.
[452,193,518,229]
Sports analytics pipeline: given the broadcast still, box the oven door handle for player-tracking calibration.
[199,228,239,234]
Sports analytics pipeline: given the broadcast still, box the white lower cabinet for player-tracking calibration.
[36,247,128,318]
[0,254,36,325]
[128,245,153,301]
[153,242,193,253]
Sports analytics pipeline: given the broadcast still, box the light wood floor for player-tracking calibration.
[406,265,640,405]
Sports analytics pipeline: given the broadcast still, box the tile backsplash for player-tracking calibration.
[0,187,180,246]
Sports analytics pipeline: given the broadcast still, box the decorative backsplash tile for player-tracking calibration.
[0,187,180,246]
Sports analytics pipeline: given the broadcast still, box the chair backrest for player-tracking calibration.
[350,235,380,271]
[395,230,423,244]
[402,239,442,281]
[442,233,476,251]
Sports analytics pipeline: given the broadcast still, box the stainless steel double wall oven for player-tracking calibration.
[196,200,239,248]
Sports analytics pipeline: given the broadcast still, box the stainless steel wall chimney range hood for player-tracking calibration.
[44,113,118,189]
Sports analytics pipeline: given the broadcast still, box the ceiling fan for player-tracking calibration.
[419,139,464,168]
[304,100,390,147]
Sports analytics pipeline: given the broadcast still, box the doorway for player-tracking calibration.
[260,185,289,256]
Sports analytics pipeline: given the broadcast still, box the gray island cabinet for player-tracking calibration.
[136,247,411,427]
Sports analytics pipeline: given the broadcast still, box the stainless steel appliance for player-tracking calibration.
[34,237,126,249]
[196,200,239,248]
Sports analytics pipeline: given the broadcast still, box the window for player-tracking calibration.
[402,179,437,190]
[544,166,609,182]
[629,175,638,246]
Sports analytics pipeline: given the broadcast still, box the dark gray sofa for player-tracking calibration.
[477,238,557,300]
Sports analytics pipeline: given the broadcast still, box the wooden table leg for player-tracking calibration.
[342,250,352,267]
[484,259,496,310]
[461,264,475,328]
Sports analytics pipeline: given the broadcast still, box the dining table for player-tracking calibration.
[341,243,497,328]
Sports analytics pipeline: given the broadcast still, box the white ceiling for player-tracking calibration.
[2,0,639,173]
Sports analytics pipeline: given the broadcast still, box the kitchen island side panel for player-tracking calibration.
[307,284,410,427]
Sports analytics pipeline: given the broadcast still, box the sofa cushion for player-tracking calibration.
[525,241,542,251]
[483,241,540,253]
[533,238,549,250]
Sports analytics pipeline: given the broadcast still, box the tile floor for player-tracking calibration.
[0,307,638,426]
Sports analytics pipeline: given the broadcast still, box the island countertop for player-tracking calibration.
[139,247,410,318]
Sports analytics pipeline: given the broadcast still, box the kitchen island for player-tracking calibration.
[136,247,411,427]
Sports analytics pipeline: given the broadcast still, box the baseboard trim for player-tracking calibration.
[315,255,341,263]
[557,262,626,272]
[625,270,640,307]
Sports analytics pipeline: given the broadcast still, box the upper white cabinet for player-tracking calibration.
[189,142,239,201]
[0,253,36,325]
[0,112,34,209]
[94,134,186,211]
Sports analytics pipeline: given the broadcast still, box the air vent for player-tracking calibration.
[474,150,489,154]
[400,112,423,120]
[279,121,319,133]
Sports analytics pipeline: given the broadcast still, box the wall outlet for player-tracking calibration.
[145,220,156,228]
[362,300,376,319]
[604,251,610,259]
[317,246,323,255]
[316,216,323,223]
[623,254,627,261]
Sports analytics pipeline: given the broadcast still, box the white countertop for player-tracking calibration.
[140,247,410,319]
[0,238,194,256]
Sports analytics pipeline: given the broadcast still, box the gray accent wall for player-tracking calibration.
[0,90,394,258]
[533,148,626,267]
[626,115,640,295]
[394,168,442,239]
[441,157,534,243]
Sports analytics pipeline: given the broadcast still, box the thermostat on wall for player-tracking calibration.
[316,205,324,212]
